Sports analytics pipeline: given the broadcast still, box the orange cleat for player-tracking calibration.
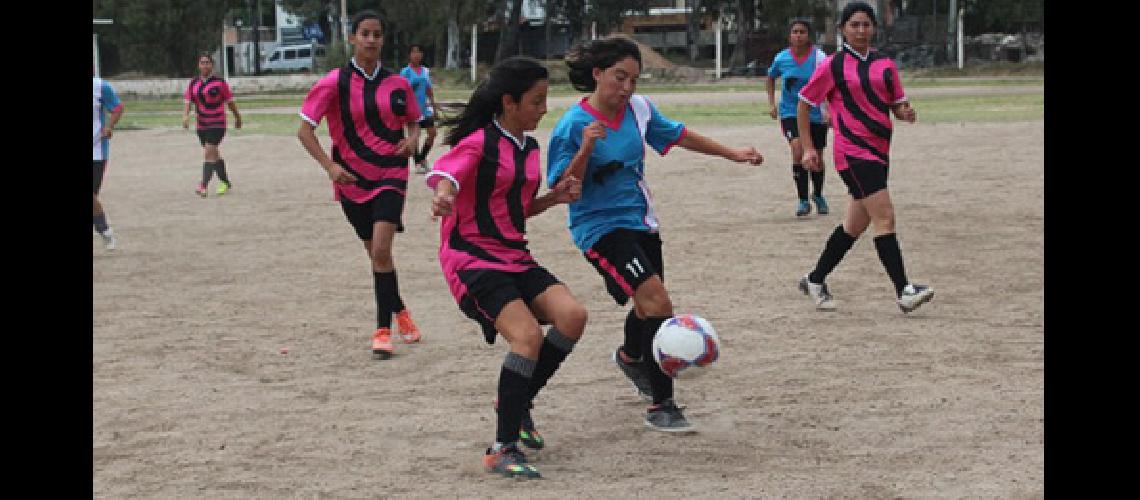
[371,327,394,360]
[395,310,421,343]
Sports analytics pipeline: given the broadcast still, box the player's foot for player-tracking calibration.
[897,283,935,314]
[216,181,231,196]
[195,184,208,198]
[799,275,836,311]
[519,404,544,450]
[645,399,695,433]
[812,194,829,215]
[796,199,812,216]
[613,347,653,402]
[395,309,421,343]
[101,228,117,251]
[371,327,394,360]
[482,443,541,478]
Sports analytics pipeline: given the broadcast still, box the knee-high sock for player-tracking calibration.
[391,271,406,313]
[873,233,909,297]
[622,308,644,360]
[809,225,857,284]
[215,159,230,184]
[417,142,434,164]
[93,213,110,234]
[373,272,399,328]
[640,316,674,404]
[792,164,809,201]
[810,170,825,197]
[526,327,577,402]
[201,162,215,186]
[497,352,536,445]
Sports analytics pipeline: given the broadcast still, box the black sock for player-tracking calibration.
[497,352,536,445]
[201,162,215,186]
[215,159,230,184]
[93,214,109,234]
[622,309,644,361]
[792,164,809,201]
[373,272,398,328]
[873,233,909,297]
[640,316,674,405]
[526,327,577,402]
[810,170,824,197]
[413,149,425,165]
[809,225,857,284]
[420,142,433,163]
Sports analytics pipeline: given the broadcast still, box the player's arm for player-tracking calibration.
[401,122,421,157]
[766,76,778,120]
[427,86,441,118]
[797,99,823,171]
[103,104,124,139]
[227,100,243,129]
[431,176,457,217]
[560,121,605,184]
[677,129,763,165]
[182,101,192,129]
[528,174,582,217]
[297,120,356,184]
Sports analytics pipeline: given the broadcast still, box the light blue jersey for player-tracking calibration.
[93,77,122,161]
[768,46,827,122]
[547,95,685,251]
[400,65,433,118]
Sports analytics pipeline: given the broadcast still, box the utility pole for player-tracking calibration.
[92,19,113,77]
[252,0,262,75]
[342,0,350,55]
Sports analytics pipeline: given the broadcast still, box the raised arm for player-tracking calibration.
[677,129,763,165]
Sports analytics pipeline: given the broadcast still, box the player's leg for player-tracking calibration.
[861,185,934,312]
[783,118,811,216]
[213,131,232,195]
[196,132,217,197]
[370,190,419,342]
[809,123,829,214]
[521,279,588,449]
[483,299,544,478]
[93,160,116,250]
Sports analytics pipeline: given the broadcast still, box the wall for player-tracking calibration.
[108,74,322,98]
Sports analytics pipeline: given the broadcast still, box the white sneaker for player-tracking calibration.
[798,275,836,310]
[897,284,934,313]
[101,228,117,251]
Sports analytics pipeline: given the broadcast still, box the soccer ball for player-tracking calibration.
[651,314,720,379]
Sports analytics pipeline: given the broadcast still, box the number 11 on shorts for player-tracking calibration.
[626,257,645,278]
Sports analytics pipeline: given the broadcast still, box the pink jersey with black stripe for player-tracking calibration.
[185,77,233,130]
[425,123,542,304]
[798,45,907,171]
[300,61,422,203]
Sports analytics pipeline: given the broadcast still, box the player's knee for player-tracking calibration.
[557,303,588,339]
[370,247,394,268]
[637,285,673,317]
[511,326,545,356]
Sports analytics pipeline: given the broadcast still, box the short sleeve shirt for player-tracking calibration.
[93,77,122,161]
[768,46,827,121]
[400,65,433,118]
[184,76,234,130]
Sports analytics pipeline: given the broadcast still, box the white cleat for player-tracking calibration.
[897,284,934,313]
[101,228,117,251]
[799,275,836,310]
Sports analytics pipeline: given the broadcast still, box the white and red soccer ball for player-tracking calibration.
[652,314,720,378]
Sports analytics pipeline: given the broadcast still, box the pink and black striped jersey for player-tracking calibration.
[798,44,908,171]
[300,60,422,203]
[426,122,542,304]
[184,76,233,130]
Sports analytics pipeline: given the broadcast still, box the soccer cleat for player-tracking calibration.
[813,194,830,215]
[799,275,837,311]
[897,283,935,314]
[796,199,812,216]
[395,309,421,343]
[482,443,541,478]
[101,228,117,251]
[519,404,544,450]
[645,399,695,433]
[195,184,208,198]
[216,182,231,196]
[371,327,394,360]
[613,347,653,402]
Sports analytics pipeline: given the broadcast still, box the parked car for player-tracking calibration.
[262,44,326,73]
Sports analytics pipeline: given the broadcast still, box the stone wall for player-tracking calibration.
[108,74,323,98]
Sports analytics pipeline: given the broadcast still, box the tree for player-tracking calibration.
[495,0,525,62]
[93,0,244,77]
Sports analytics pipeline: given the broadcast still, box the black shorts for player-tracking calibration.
[93,160,107,194]
[839,157,890,200]
[340,190,406,240]
[584,229,664,306]
[417,116,435,128]
[780,118,828,150]
[456,267,562,344]
[197,128,225,146]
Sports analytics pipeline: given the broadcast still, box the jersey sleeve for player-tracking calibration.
[798,56,834,107]
[101,81,122,113]
[546,118,581,187]
[885,59,907,104]
[767,52,784,78]
[644,98,685,156]
[299,71,337,127]
[221,81,234,102]
[426,131,483,192]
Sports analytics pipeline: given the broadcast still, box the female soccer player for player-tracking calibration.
[93,73,124,251]
[768,20,830,217]
[400,44,441,174]
[297,10,425,359]
[547,35,763,432]
[796,1,934,313]
[428,56,586,479]
[182,52,242,197]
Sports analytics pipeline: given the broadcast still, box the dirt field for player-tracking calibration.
[93,111,1044,497]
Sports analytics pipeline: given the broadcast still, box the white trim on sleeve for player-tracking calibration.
[892,97,909,104]
[798,93,820,107]
[299,112,319,127]
[426,171,460,193]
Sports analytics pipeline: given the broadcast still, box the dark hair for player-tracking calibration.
[198,52,214,63]
[409,44,425,54]
[443,56,548,146]
[565,35,642,92]
[790,19,813,36]
[350,10,382,35]
[839,1,877,26]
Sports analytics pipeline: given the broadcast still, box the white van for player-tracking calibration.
[262,44,326,73]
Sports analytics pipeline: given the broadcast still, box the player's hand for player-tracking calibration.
[101,127,114,139]
[234,116,243,129]
[768,107,778,120]
[581,121,607,151]
[803,149,821,171]
[729,147,763,165]
[431,192,455,218]
[551,175,582,204]
[395,138,414,157]
[325,163,358,185]
[894,102,916,123]
[181,117,189,129]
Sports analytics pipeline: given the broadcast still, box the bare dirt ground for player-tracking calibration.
[93,109,1043,497]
